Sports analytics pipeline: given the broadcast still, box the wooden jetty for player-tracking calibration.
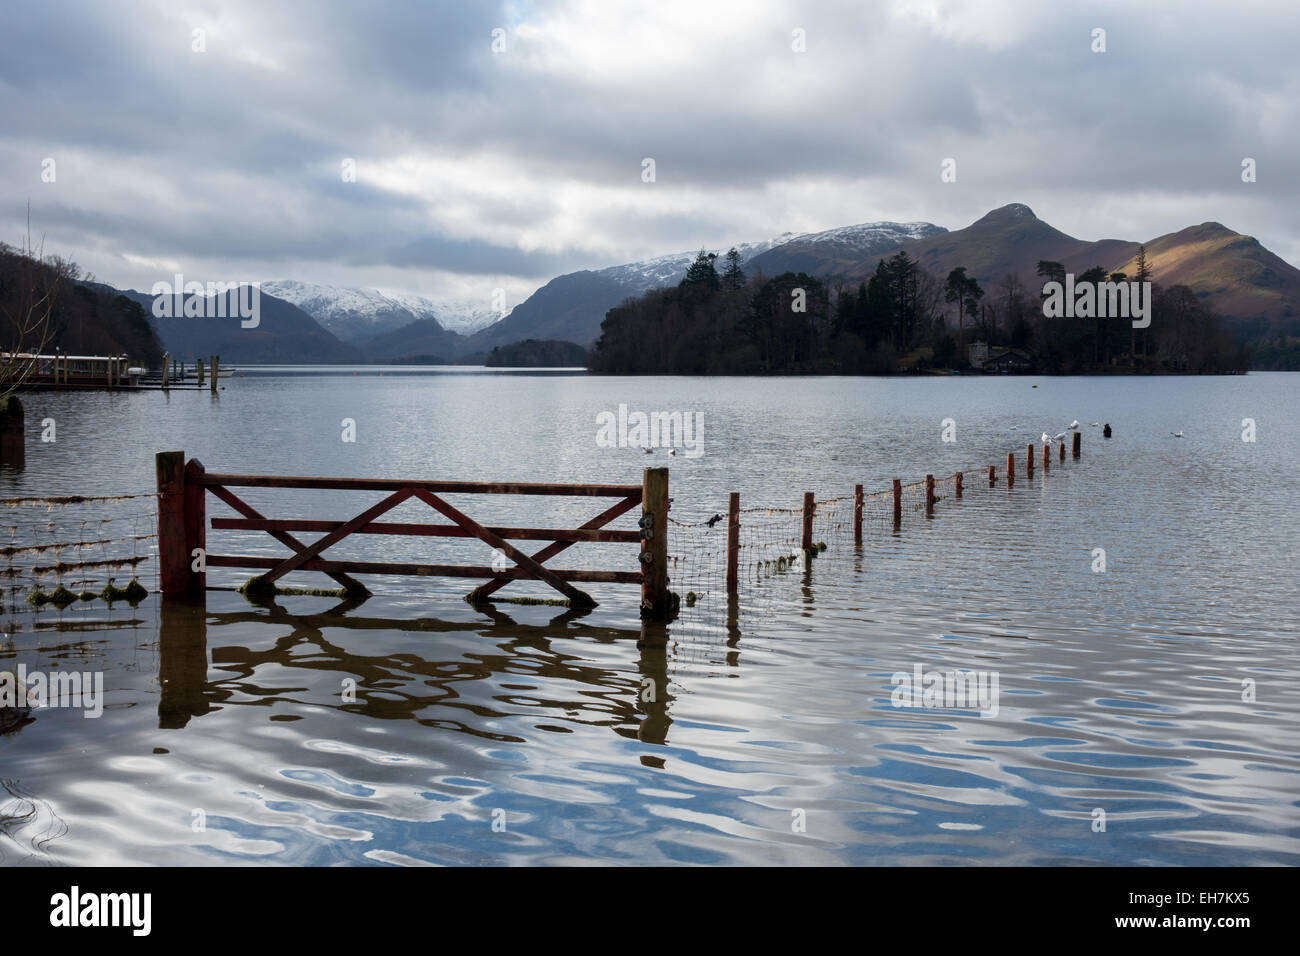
[6,352,230,392]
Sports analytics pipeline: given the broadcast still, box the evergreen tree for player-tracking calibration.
[722,247,746,291]
[681,250,720,292]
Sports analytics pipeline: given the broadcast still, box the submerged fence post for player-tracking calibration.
[1043,442,1050,472]
[1026,443,1034,477]
[641,467,671,620]
[183,458,207,595]
[988,464,995,487]
[210,355,219,394]
[157,451,189,595]
[955,471,963,499]
[1073,431,1081,459]
[1059,441,1065,463]
[853,484,863,546]
[196,358,205,387]
[1006,451,1015,487]
[892,479,902,528]
[726,491,739,595]
[801,492,814,552]
[925,474,935,514]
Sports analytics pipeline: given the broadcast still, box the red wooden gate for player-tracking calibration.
[155,452,672,617]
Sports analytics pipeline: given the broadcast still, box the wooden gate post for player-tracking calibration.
[801,492,814,552]
[892,479,902,528]
[925,474,935,514]
[183,458,207,594]
[641,467,671,620]
[1073,431,1081,459]
[1026,443,1034,477]
[725,491,740,595]
[853,484,863,546]
[157,451,189,595]
[1006,451,1015,487]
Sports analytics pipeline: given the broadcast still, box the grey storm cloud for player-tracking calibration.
[1,0,1297,297]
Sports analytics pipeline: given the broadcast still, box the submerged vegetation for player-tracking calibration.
[25,577,148,607]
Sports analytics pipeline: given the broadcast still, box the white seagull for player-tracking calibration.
[668,448,677,456]
[1041,432,1053,444]
[1068,420,1080,430]
[1171,431,1184,438]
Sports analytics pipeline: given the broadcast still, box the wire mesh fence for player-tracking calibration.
[665,440,1081,633]
[1,493,158,613]
[2,436,1080,626]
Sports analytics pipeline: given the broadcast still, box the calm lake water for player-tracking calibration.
[2,369,1298,865]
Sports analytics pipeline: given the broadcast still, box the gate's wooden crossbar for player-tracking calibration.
[197,474,639,497]
[255,488,415,588]
[472,493,642,601]
[206,484,371,596]
[202,555,640,583]
[409,488,594,606]
[208,517,640,543]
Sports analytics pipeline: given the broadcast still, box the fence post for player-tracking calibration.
[210,355,219,394]
[726,491,740,595]
[196,358,205,387]
[1073,431,1081,459]
[183,458,207,595]
[1043,442,1050,471]
[987,464,995,487]
[1006,451,1015,487]
[1026,442,1034,477]
[1059,441,1065,463]
[801,492,814,552]
[157,451,189,595]
[641,467,671,620]
[853,484,863,546]
[892,479,902,528]
[925,474,935,514]
[955,471,963,499]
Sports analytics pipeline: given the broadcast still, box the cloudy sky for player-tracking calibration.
[2,0,1296,311]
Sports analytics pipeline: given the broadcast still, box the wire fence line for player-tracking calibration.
[665,440,1082,632]
[2,437,1080,623]
[1,494,159,611]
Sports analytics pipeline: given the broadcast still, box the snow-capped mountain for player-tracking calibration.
[380,291,503,335]
[744,220,947,278]
[465,220,944,351]
[593,233,802,292]
[264,218,947,357]
[260,280,503,342]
